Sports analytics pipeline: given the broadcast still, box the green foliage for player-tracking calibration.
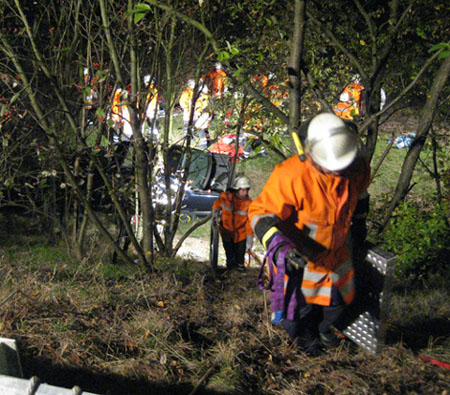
[429,42,450,59]
[383,200,450,282]
[101,262,138,281]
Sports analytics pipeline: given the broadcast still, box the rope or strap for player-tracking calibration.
[420,354,450,370]
[257,233,295,323]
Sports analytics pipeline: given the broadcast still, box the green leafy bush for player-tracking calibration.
[383,200,450,282]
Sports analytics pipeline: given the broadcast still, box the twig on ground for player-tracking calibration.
[188,360,219,395]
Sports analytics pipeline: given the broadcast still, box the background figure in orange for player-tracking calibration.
[205,62,227,98]
[83,67,98,125]
[142,74,159,141]
[194,86,212,148]
[179,79,196,134]
[253,73,269,90]
[109,87,132,144]
[333,74,364,120]
[212,176,254,272]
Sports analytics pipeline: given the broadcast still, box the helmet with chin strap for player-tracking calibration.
[233,176,251,189]
[305,113,358,172]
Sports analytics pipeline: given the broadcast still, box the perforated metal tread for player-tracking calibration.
[342,247,396,354]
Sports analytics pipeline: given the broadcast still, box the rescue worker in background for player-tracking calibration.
[109,87,132,143]
[204,62,227,98]
[194,85,212,149]
[333,74,364,121]
[212,176,254,271]
[179,79,196,134]
[249,113,370,355]
[142,74,159,141]
[83,67,98,125]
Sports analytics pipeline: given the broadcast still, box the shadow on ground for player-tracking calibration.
[385,317,450,351]
[21,354,230,395]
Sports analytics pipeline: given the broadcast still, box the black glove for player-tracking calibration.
[285,249,307,275]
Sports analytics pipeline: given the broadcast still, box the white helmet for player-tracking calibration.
[305,113,358,172]
[215,62,222,70]
[187,79,195,89]
[233,176,251,189]
[143,74,151,86]
[339,92,350,102]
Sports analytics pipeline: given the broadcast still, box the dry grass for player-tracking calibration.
[0,236,449,394]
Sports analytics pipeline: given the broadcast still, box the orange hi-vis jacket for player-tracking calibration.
[144,84,158,120]
[333,101,359,120]
[249,154,370,306]
[194,92,209,119]
[212,191,253,243]
[343,82,364,109]
[179,87,194,121]
[111,89,124,126]
[253,74,269,89]
[205,69,227,97]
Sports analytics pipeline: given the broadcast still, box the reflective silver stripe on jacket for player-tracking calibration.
[338,277,354,299]
[220,203,247,216]
[301,284,331,299]
[329,259,353,283]
[220,203,232,211]
[303,266,327,283]
[250,213,279,230]
[235,210,248,216]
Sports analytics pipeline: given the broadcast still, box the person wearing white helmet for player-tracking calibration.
[249,112,370,355]
[333,74,365,120]
[212,176,254,271]
[204,62,227,98]
[179,79,197,134]
[142,74,159,141]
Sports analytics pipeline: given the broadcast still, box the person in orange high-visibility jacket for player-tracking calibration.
[249,113,370,355]
[180,79,196,134]
[204,62,227,98]
[212,176,254,271]
[142,74,159,141]
[333,100,357,120]
[334,75,364,120]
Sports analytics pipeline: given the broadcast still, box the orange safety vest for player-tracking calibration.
[253,74,269,89]
[179,87,193,120]
[249,155,370,306]
[194,92,209,118]
[144,84,158,119]
[205,69,227,97]
[333,101,359,120]
[342,82,364,109]
[212,191,253,243]
[111,89,124,125]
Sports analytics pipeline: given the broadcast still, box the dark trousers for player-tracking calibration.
[222,239,246,269]
[282,285,345,341]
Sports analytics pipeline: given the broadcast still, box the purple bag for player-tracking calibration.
[258,233,302,323]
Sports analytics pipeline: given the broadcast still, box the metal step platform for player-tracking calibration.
[341,247,397,354]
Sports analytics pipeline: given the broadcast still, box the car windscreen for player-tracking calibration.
[180,149,212,190]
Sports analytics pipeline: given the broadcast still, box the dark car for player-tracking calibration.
[155,145,235,222]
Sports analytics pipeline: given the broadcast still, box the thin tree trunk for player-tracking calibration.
[380,54,450,231]
[288,0,307,131]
